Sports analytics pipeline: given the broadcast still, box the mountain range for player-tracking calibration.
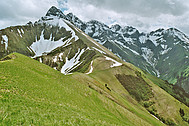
[0,6,189,125]
[40,6,189,92]
[57,7,189,93]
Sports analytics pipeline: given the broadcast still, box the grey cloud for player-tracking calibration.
[1,0,189,35]
[0,0,58,29]
[76,0,188,17]
[64,0,189,35]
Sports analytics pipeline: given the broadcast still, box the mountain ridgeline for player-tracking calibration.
[0,6,189,125]
[63,11,189,93]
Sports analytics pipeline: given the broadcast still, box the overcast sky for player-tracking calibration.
[1,0,189,35]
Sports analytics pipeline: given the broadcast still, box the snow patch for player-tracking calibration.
[17,29,22,37]
[27,47,33,53]
[141,47,154,66]
[30,30,65,58]
[86,47,92,50]
[93,31,100,37]
[169,29,189,44]
[85,26,93,34]
[139,35,147,44]
[161,44,168,49]
[59,53,64,61]
[123,37,134,45]
[163,56,169,61]
[105,56,122,68]
[160,48,172,55]
[61,48,85,75]
[92,47,106,54]
[53,56,58,62]
[2,35,8,50]
[141,47,160,77]
[148,35,159,46]
[86,61,93,74]
[174,41,179,45]
[39,58,42,63]
[21,29,24,34]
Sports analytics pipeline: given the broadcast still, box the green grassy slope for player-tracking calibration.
[0,16,188,126]
[146,71,189,106]
[80,56,189,126]
[0,53,164,125]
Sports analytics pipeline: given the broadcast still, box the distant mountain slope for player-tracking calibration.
[50,7,189,92]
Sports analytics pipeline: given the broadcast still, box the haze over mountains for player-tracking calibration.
[0,6,189,125]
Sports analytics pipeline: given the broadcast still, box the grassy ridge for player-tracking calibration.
[0,53,164,125]
[84,57,189,126]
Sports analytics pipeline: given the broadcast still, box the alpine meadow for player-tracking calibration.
[0,3,189,126]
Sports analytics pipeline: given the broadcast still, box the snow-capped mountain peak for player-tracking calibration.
[110,24,122,32]
[46,6,66,18]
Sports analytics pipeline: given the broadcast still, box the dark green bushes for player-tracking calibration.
[115,74,153,102]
